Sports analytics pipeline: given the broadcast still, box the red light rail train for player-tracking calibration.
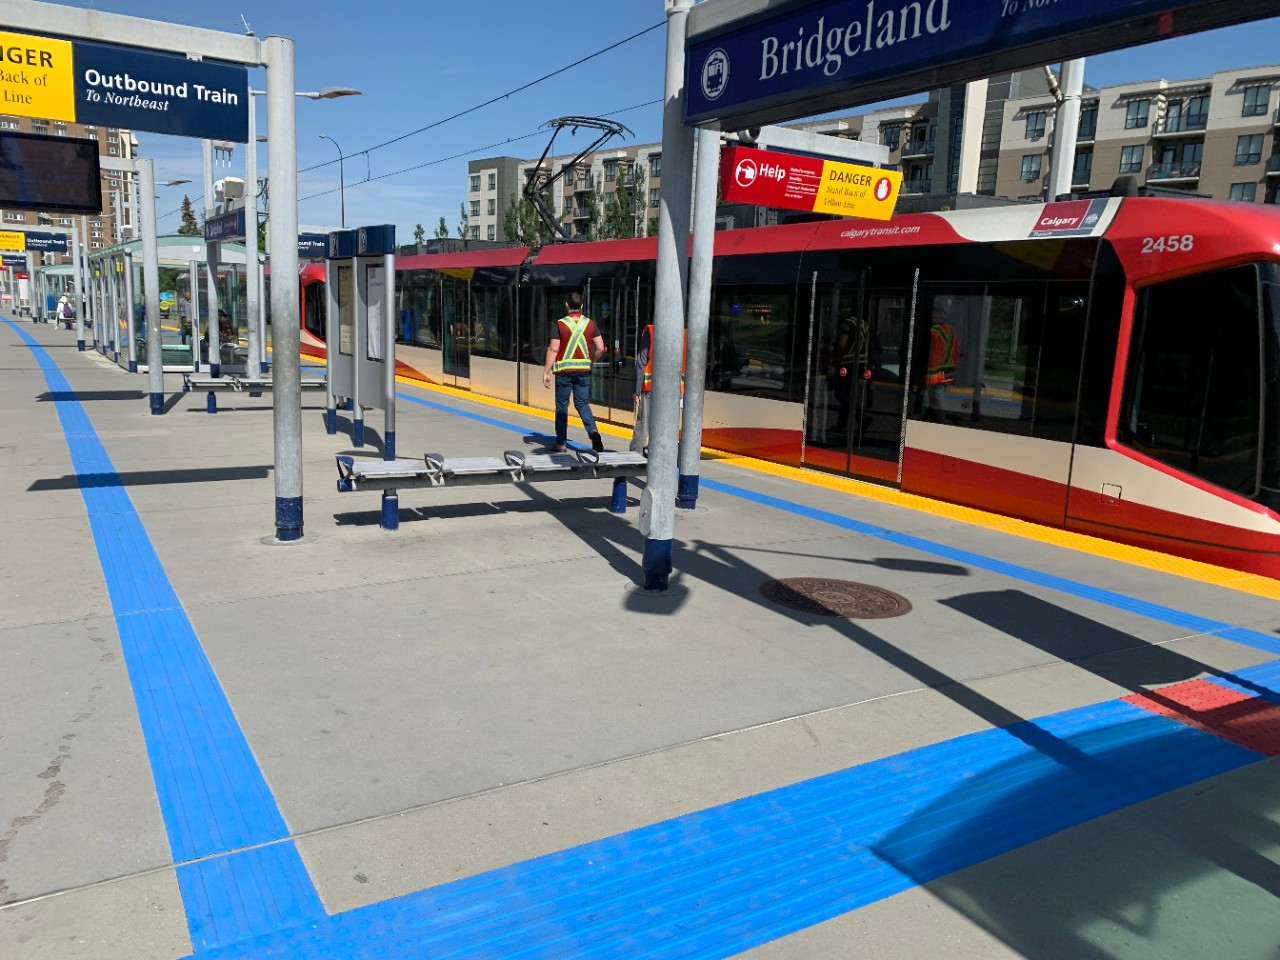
[299,196,1280,579]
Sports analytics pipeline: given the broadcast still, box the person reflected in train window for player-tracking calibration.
[922,302,960,420]
[830,311,873,442]
[543,291,606,453]
[178,291,193,345]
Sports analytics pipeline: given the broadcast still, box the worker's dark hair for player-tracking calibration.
[566,291,583,311]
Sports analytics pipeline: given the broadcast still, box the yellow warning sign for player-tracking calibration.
[0,32,75,123]
[0,230,25,251]
[812,161,902,221]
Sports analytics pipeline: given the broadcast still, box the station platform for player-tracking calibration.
[3,315,1280,960]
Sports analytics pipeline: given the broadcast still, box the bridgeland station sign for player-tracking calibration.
[684,0,1280,129]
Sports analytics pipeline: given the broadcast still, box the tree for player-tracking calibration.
[457,203,469,240]
[433,216,449,239]
[502,192,559,247]
[583,174,605,241]
[600,164,647,239]
[413,223,425,246]
[177,195,201,236]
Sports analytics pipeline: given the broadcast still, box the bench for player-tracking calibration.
[183,373,327,412]
[335,442,649,530]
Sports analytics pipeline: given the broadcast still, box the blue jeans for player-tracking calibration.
[553,372,598,442]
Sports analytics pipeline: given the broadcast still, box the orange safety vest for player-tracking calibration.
[926,322,958,385]
[552,314,595,373]
[640,325,687,393]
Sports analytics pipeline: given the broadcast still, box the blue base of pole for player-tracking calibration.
[353,418,364,447]
[77,339,85,351]
[275,496,303,542]
[345,397,355,412]
[149,392,164,415]
[92,339,98,350]
[206,391,217,414]
[641,538,673,591]
[112,350,119,363]
[210,363,220,378]
[128,360,137,373]
[676,474,700,510]
[381,491,399,531]
[325,407,337,434]
[385,430,396,461]
[610,476,628,514]
[260,361,269,375]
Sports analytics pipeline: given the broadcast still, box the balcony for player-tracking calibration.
[1152,115,1208,136]
[1266,155,1280,176]
[571,206,592,220]
[900,138,935,158]
[1147,161,1202,181]
[901,178,932,194]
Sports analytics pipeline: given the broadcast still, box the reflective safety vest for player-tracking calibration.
[552,314,594,373]
[926,322,958,385]
[640,325,687,393]
[837,315,869,368]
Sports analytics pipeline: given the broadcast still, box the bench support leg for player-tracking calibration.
[325,406,337,435]
[381,490,399,531]
[676,474,699,510]
[611,477,628,514]
[206,391,218,414]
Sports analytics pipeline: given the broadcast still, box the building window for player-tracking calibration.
[604,160,617,182]
[1124,99,1150,129]
[91,230,103,238]
[0,120,17,130]
[1187,95,1209,127]
[106,134,118,143]
[469,174,480,192]
[84,125,96,134]
[1072,150,1093,184]
[108,147,118,156]
[1077,105,1097,139]
[1242,84,1270,117]
[881,125,901,150]
[563,197,572,214]
[32,120,48,132]
[486,225,495,241]
[1020,154,1042,181]
[487,198,495,216]
[468,199,479,217]
[1230,182,1258,202]
[57,217,72,225]
[648,155,661,178]
[487,172,495,190]
[4,212,25,222]
[90,241,103,249]
[649,187,660,208]
[1119,145,1144,173]
[1024,111,1047,139]
[1236,134,1264,165]
[468,225,479,240]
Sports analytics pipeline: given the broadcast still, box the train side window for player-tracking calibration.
[1120,265,1262,497]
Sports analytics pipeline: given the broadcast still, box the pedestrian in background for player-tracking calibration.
[542,291,606,453]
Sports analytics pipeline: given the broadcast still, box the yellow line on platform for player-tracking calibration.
[382,368,1280,601]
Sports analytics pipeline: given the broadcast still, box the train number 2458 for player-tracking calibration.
[1140,234,1195,253]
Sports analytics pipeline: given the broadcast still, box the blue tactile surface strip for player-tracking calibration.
[8,324,325,951]
[14,328,1278,960]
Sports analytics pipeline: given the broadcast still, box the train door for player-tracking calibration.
[586,278,640,422]
[802,272,915,485]
[440,274,471,388]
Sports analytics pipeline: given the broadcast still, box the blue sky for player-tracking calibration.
[49,2,1280,236]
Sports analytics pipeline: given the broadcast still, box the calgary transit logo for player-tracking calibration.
[702,48,729,100]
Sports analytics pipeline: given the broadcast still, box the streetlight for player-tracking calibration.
[318,134,345,228]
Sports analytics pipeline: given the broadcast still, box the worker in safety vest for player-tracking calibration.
[543,291,606,452]
[922,302,960,419]
[829,313,872,442]
[630,323,686,454]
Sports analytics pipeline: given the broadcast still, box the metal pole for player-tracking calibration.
[202,138,222,376]
[1048,59,1086,201]
[109,253,120,363]
[352,255,365,447]
[265,35,303,541]
[245,90,260,374]
[138,159,164,414]
[677,128,719,509]
[188,258,202,372]
[383,252,396,459]
[80,215,95,349]
[70,220,84,348]
[324,256,337,433]
[124,250,136,371]
[640,0,695,591]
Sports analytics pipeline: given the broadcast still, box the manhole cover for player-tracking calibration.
[760,577,912,619]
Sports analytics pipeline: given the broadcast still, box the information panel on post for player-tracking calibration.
[719,144,900,220]
[685,0,1280,128]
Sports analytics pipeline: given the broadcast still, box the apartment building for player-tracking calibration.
[998,63,1280,203]
[0,114,137,264]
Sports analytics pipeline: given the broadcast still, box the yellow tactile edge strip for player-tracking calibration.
[391,368,1280,602]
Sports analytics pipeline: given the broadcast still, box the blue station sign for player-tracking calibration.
[23,231,69,253]
[203,208,246,242]
[298,233,328,259]
[685,0,1280,128]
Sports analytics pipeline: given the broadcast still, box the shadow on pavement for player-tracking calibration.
[36,390,145,402]
[29,465,273,491]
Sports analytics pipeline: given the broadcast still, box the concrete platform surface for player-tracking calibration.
[2,317,1279,960]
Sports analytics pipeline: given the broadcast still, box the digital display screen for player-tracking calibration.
[0,132,102,214]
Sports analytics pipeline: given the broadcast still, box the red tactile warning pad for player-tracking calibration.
[1123,680,1280,757]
